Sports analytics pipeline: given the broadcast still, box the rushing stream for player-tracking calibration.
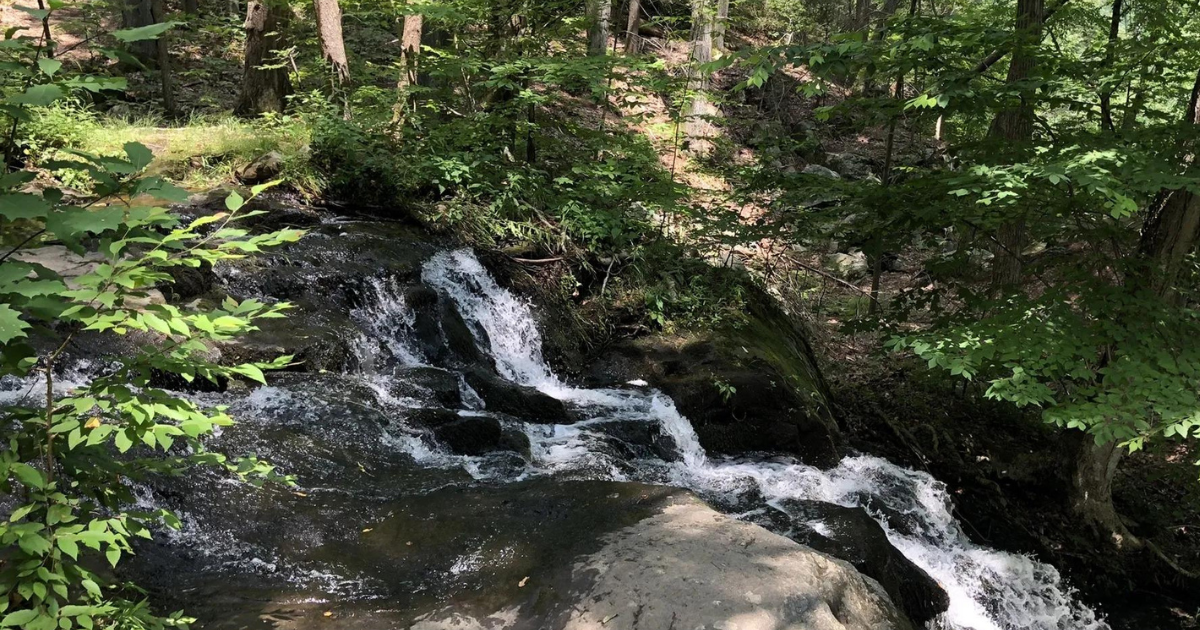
[1,245,1109,630]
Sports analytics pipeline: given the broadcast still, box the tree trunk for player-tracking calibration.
[1137,68,1200,300]
[1068,436,1138,548]
[1098,0,1123,132]
[587,0,611,56]
[713,0,729,52]
[987,0,1044,288]
[393,8,423,123]
[1069,69,1200,549]
[235,0,292,117]
[314,0,350,85]
[624,0,642,54]
[685,0,716,154]
[183,0,200,14]
[122,0,158,63]
[150,0,176,116]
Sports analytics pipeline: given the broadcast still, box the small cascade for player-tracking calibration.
[11,246,1110,630]
[419,248,1108,630]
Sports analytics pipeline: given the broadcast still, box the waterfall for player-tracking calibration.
[419,248,1108,630]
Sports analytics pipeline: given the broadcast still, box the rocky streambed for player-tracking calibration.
[4,202,1111,630]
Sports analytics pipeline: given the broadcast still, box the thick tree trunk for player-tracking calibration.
[314,0,350,85]
[624,0,642,54]
[122,0,158,63]
[1137,69,1200,300]
[1068,436,1138,548]
[235,0,292,117]
[183,0,200,14]
[1070,70,1200,549]
[685,0,716,154]
[713,0,729,52]
[987,0,1044,288]
[150,0,176,116]
[587,0,611,56]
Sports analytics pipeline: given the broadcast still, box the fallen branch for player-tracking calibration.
[511,256,564,264]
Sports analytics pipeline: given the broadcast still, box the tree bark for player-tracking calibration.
[1098,0,1123,132]
[314,0,350,85]
[685,0,716,154]
[1068,436,1138,548]
[150,0,176,116]
[183,0,200,14]
[122,0,158,63]
[587,0,611,56]
[987,0,1044,288]
[713,0,729,52]
[235,0,292,117]
[624,0,642,54]
[1137,69,1200,301]
[393,8,423,123]
[1069,69,1200,550]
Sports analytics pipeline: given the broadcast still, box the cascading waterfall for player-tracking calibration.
[414,249,1108,630]
[2,246,1110,630]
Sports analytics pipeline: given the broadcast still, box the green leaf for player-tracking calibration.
[57,537,79,560]
[104,546,120,568]
[46,207,124,239]
[1,610,40,627]
[0,304,30,344]
[0,193,51,220]
[8,84,64,107]
[10,462,45,488]
[113,431,133,453]
[123,142,153,170]
[225,191,245,212]
[112,21,180,43]
[36,58,62,77]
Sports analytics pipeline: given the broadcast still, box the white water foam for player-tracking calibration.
[419,248,1108,630]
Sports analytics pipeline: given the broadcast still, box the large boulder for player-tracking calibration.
[132,480,914,630]
[775,500,950,626]
[585,287,841,467]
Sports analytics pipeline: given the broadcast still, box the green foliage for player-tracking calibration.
[0,14,300,629]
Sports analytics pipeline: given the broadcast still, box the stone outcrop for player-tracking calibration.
[141,480,913,630]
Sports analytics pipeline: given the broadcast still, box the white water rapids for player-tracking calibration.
[411,249,1109,630]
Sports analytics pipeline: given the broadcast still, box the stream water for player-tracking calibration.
[0,246,1110,630]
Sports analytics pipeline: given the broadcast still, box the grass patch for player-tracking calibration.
[25,106,319,193]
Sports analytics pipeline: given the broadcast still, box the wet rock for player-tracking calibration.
[827,250,869,280]
[777,499,950,626]
[236,151,284,185]
[131,480,912,630]
[585,316,842,468]
[803,164,843,179]
[588,419,681,462]
[431,416,504,456]
[462,368,570,424]
[406,286,486,367]
[390,367,463,408]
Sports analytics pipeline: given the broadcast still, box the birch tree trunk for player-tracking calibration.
[235,0,292,117]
